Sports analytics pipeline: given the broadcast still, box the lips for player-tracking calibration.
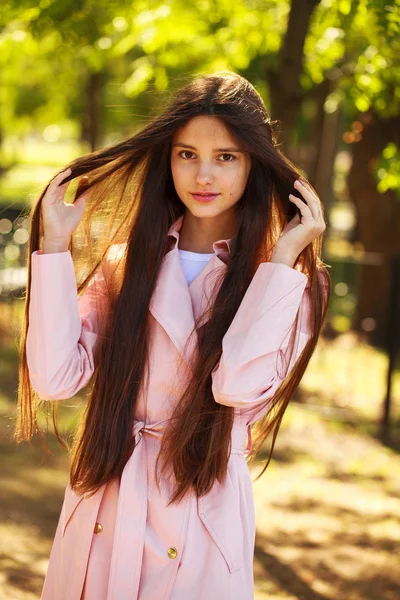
[191,193,220,203]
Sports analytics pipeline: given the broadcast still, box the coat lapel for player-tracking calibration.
[149,216,230,370]
[149,247,198,368]
[188,252,227,322]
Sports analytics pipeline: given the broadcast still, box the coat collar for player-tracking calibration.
[149,215,231,371]
[166,214,233,263]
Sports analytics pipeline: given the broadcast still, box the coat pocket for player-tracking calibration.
[61,483,86,537]
[197,463,243,573]
[60,482,107,537]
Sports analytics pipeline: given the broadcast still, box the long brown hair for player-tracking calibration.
[15,71,330,504]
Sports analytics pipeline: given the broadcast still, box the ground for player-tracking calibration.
[0,301,399,599]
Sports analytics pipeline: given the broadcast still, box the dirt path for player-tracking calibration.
[251,405,400,599]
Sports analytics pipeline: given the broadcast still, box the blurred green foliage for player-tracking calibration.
[374,143,400,197]
[0,0,399,204]
[1,0,398,128]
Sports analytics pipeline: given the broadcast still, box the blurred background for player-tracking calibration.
[0,0,399,598]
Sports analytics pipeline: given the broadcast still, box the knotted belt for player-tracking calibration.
[106,419,251,600]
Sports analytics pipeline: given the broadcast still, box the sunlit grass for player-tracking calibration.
[301,331,399,422]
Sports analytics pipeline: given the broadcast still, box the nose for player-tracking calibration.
[195,160,215,186]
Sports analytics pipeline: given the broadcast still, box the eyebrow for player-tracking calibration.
[172,142,243,153]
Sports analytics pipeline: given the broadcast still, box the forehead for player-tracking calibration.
[173,115,236,143]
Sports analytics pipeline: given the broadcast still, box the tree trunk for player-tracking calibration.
[347,111,400,346]
[312,83,343,221]
[81,71,104,151]
[266,0,321,144]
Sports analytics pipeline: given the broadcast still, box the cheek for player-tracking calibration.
[171,160,189,185]
[224,164,249,194]
[170,162,181,187]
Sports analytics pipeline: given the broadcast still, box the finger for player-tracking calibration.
[58,168,73,187]
[289,194,313,220]
[44,169,72,205]
[50,168,72,190]
[294,179,319,205]
[296,178,320,201]
[293,180,320,220]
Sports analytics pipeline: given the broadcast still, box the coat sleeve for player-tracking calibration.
[26,250,110,400]
[211,261,315,412]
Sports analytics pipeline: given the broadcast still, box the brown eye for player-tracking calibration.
[220,153,236,162]
[179,150,194,159]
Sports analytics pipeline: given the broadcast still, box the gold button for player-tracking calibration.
[167,547,177,559]
[94,522,103,534]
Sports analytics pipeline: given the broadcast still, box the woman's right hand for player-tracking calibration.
[41,167,88,253]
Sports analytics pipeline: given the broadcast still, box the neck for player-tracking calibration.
[178,210,238,253]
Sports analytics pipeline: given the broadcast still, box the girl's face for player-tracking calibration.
[170,116,251,220]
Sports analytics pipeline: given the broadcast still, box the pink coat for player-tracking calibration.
[26,214,312,600]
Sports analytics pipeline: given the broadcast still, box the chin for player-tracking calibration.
[183,197,231,217]
[186,205,225,219]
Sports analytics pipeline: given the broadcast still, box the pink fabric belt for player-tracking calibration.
[106,419,250,600]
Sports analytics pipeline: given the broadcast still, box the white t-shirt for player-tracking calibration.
[178,248,215,285]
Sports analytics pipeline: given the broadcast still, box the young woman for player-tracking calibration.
[16,72,330,600]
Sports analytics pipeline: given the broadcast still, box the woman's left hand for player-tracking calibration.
[273,178,326,262]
